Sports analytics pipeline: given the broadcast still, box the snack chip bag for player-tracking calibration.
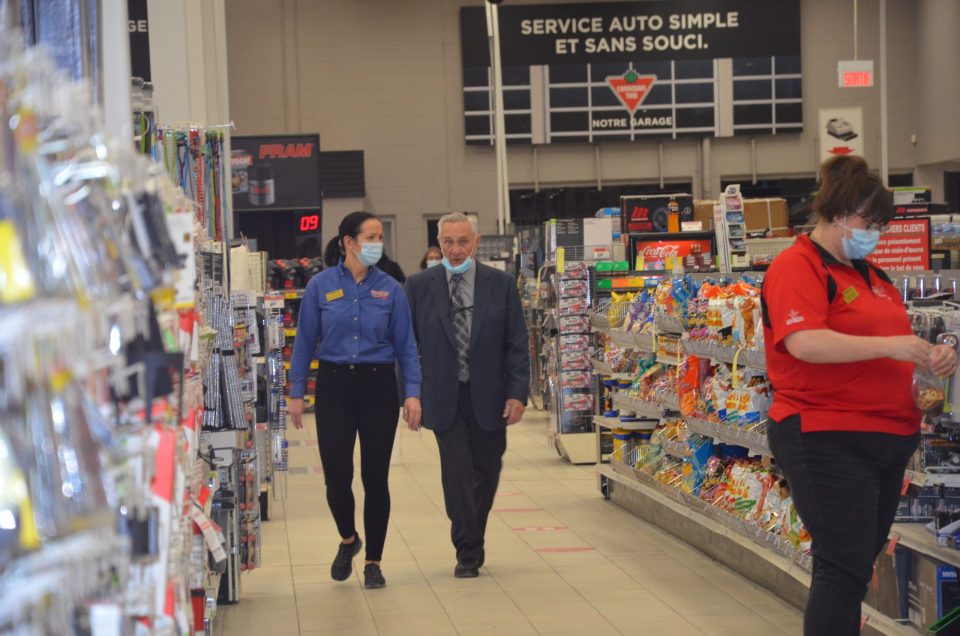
[913,366,946,416]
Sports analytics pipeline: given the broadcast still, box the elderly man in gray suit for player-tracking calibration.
[404,212,530,578]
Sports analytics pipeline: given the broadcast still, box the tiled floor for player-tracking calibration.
[216,409,803,635]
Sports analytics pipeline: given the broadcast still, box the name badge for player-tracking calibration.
[326,289,344,301]
[842,286,859,304]
[371,290,389,299]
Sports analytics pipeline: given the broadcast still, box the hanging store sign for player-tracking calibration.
[819,107,864,163]
[838,60,874,88]
[460,0,802,144]
[128,0,151,82]
[868,217,931,272]
[231,134,322,212]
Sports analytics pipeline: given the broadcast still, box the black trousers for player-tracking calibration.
[768,415,919,636]
[434,383,507,562]
[314,361,399,562]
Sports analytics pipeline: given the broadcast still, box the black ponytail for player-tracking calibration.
[323,211,377,267]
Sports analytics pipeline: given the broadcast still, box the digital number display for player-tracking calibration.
[299,214,320,233]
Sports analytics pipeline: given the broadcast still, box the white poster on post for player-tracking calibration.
[818,107,864,164]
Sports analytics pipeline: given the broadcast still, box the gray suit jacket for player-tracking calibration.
[404,263,529,432]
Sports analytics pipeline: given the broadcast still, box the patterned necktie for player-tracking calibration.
[450,274,470,381]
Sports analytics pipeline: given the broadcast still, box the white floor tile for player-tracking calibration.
[216,410,803,635]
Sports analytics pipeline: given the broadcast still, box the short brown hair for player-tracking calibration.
[813,156,893,225]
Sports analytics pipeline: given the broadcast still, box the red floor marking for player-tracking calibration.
[493,508,544,513]
[513,526,568,532]
[535,547,594,553]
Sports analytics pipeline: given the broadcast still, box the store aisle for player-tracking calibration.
[216,410,803,636]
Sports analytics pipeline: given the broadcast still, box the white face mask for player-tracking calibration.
[425,259,441,268]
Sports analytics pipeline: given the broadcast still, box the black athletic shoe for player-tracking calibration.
[364,563,386,589]
[454,560,480,578]
[331,537,362,581]
[478,550,485,568]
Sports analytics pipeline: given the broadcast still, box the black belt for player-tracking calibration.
[317,360,393,373]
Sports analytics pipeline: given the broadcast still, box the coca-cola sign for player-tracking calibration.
[635,239,712,261]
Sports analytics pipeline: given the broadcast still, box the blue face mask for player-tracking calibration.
[840,219,881,260]
[442,256,473,275]
[354,242,383,267]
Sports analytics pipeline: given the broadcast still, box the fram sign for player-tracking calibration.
[258,143,315,160]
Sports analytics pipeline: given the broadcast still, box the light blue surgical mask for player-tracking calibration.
[354,242,383,267]
[840,218,881,260]
[442,256,473,275]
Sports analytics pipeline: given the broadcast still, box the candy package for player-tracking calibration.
[913,366,946,416]
[559,335,590,352]
[563,392,594,411]
[560,262,590,278]
[558,279,589,297]
[561,371,592,388]
[558,300,590,315]
[559,315,590,334]
[560,352,592,370]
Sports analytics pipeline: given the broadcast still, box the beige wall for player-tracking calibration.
[226,0,933,272]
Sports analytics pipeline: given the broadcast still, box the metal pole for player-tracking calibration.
[594,145,602,191]
[658,141,665,189]
[880,0,888,185]
[486,3,509,233]
[853,0,859,60]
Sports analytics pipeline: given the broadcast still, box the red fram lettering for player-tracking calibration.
[258,143,314,159]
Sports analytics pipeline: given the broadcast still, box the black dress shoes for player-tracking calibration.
[455,560,480,578]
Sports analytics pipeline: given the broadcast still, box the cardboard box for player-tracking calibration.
[693,198,789,232]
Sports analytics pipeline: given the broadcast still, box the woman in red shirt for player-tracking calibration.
[762,156,957,636]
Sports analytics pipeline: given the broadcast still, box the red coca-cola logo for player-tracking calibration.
[635,239,712,261]
[640,245,680,259]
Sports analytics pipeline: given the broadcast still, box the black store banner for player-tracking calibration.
[460,0,802,145]
[128,0,151,81]
[231,134,322,212]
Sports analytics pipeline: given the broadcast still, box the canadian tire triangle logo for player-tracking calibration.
[607,69,657,114]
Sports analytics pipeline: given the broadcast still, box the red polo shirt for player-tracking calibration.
[762,234,920,435]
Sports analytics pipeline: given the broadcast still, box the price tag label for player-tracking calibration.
[901,475,912,496]
[912,471,929,487]
[886,533,900,556]
[284,291,299,300]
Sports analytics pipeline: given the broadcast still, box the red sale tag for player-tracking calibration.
[886,533,900,556]
[871,567,879,592]
[861,614,869,629]
[901,475,912,496]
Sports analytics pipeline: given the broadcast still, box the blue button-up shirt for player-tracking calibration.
[288,262,422,400]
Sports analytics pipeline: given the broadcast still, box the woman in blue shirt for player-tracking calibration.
[288,211,422,589]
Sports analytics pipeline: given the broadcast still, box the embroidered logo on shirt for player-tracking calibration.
[842,286,859,304]
[872,285,890,299]
[785,309,805,326]
[326,289,344,301]
[371,290,390,299]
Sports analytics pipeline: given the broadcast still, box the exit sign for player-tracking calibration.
[838,60,874,88]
